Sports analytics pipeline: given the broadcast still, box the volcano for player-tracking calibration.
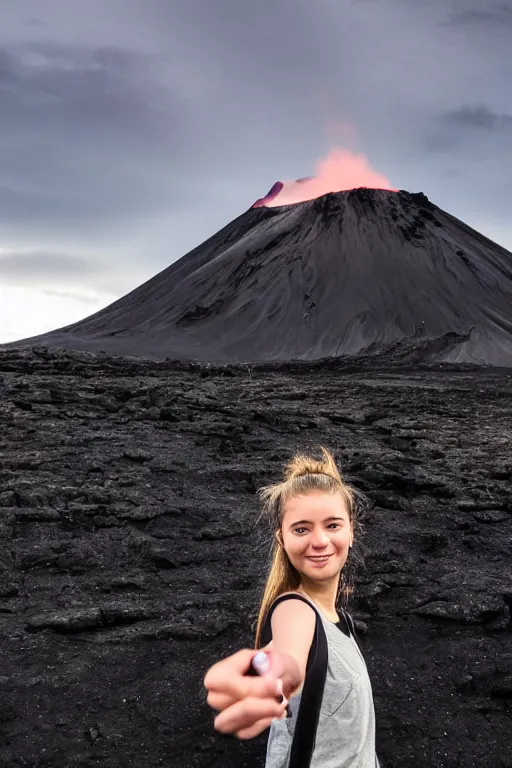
[6,188,512,365]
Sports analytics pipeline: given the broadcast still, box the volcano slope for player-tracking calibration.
[6,189,512,366]
[0,347,511,768]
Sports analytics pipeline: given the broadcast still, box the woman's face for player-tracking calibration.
[280,491,353,583]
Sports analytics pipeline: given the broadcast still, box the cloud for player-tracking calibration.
[0,251,93,281]
[0,41,199,242]
[0,249,137,297]
[0,248,144,297]
[0,251,92,279]
[41,288,106,305]
[422,104,512,156]
[444,4,512,27]
[443,105,512,132]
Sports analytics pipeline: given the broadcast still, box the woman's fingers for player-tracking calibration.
[204,649,254,687]
[204,648,288,740]
[236,716,280,741]
[214,696,287,736]
[206,690,236,712]
[204,649,283,705]
[207,678,281,713]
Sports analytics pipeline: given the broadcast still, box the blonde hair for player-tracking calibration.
[255,446,361,647]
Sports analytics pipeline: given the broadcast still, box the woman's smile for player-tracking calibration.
[305,553,334,567]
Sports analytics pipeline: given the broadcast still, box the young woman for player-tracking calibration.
[204,447,379,767]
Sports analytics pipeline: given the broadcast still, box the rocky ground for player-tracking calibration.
[0,347,511,768]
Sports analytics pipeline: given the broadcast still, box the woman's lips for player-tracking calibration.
[305,553,333,566]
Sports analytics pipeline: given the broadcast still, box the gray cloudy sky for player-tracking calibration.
[1,0,511,341]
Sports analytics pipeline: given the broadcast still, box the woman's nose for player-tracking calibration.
[311,529,329,547]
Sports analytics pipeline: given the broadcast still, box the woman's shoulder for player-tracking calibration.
[268,592,317,653]
[270,591,318,621]
[260,592,318,647]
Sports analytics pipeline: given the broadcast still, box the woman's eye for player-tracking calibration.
[293,524,340,534]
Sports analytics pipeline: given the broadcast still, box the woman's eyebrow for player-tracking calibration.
[288,519,311,529]
[288,516,345,529]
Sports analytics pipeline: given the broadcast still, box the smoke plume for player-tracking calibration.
[253,147,397,207]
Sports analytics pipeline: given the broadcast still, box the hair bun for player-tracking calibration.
[283,446,343,485]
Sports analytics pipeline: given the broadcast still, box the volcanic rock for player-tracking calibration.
[0,347,511,767]
[4,189,512,365]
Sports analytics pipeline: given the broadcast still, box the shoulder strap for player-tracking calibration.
[343,608,356,636]
[341,608,363,653]
[261,594,328,768]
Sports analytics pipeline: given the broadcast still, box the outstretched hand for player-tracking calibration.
[204,649,288,740]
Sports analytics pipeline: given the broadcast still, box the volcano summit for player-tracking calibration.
[7,188,512,366]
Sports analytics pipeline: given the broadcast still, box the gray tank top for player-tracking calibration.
[265,599,379,768]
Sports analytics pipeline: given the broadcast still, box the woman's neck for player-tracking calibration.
[298,577,339,619]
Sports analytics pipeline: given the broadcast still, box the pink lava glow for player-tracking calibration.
[252,147,397,207]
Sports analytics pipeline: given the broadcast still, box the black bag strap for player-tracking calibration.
[341,608,360,645]
[341,608,368,663]
[261,594,328,768]
[343,607,355,635]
